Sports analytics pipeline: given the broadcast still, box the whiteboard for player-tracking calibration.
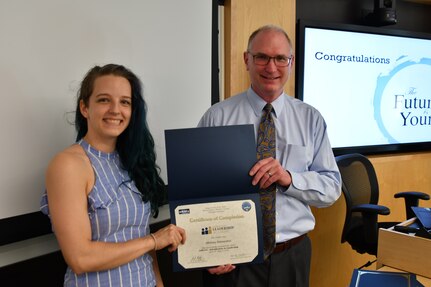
[0,0,212,219]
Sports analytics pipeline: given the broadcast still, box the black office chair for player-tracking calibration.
[335,153,429,265]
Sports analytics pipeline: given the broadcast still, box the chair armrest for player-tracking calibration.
[394,191,430,201]
[351,204,390,246]
[351,203,390,216]
[394,191,430,219]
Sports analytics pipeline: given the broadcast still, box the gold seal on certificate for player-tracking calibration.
[175,199,259,269]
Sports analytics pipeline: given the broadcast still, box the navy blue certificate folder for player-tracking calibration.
[349,269,424,287]
[164,124,263,271]
[165,124,259,200]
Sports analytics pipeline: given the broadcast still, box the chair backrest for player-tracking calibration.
[335,153,380,243]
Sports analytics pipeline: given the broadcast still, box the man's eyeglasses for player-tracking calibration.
[248,52,293,67]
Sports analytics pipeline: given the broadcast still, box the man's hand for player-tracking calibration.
[207,264,236,275]
[249,157,292,189]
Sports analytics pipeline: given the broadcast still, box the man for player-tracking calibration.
[198,25,342,287]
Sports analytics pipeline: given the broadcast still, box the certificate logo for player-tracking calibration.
[201,226,212,235]
[178,208,190,215]
[242,201,252,212]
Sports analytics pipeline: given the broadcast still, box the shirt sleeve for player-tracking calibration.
[197,109,217,127]
[278,112,342,208]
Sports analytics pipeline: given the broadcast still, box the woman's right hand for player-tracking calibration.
[151,224,186,252]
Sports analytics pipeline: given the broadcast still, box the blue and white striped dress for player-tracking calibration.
[40,139,156,287]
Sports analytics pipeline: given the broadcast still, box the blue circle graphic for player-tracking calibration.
[242,201,252,212]
[373,57,431,143]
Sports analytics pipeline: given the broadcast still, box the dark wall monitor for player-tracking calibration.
[296,20,431,155]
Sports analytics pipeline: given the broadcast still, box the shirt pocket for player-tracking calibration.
[277,142,310,172]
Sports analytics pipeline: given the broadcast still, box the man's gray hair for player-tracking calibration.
[247,24,293,53]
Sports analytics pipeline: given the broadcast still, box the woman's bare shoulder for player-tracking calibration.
[47,144,90,175]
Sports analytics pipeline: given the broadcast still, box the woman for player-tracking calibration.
[40,64,185,286]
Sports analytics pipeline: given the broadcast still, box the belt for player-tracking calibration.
[273,234,307,254]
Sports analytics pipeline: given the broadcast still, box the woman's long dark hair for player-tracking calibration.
[75,64,165,217]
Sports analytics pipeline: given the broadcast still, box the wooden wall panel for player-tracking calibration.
[371,153,431,222]
[223,0,295,99]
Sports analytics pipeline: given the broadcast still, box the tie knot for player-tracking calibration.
[263,104,273,113]
[263,104,273,118]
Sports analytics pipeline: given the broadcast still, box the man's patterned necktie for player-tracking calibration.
[256,103,276,259]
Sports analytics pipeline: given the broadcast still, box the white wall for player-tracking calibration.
[0,0,212,219]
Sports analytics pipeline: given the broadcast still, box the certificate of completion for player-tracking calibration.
[165,125,263,270]
[174,199,259,269]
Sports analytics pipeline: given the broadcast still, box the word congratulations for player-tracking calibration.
[314,52,390,64]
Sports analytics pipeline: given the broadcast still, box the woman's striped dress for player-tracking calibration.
[41,139,155,287]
